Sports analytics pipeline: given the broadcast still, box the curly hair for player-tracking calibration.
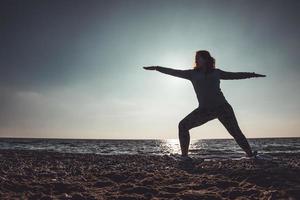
[193,50,215,72]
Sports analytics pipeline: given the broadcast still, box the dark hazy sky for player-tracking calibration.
[0,0,299,139]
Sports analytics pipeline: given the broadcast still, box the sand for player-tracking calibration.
[0,149,299,200]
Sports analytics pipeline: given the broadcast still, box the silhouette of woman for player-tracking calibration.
[143,50,266,159]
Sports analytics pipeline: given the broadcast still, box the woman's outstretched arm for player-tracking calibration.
[218,69,266,80]
[143,66,192,80]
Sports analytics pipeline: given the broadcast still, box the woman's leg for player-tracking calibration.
[178,107,218,156]
[217,103,254,156]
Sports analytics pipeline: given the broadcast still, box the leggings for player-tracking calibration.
[178,102,253,156]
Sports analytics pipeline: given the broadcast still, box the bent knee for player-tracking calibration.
[178,120,189,131]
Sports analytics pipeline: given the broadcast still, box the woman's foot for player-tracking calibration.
[246,150,258,158]
[179,155,194,162]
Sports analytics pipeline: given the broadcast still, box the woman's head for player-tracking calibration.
[193,50,215,72]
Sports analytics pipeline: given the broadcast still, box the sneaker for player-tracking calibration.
[179,155,193,162]
[254,153,273,161]
[246,150,258,158]
[246,151,273,161]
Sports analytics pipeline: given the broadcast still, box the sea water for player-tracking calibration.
[0,137,299,159]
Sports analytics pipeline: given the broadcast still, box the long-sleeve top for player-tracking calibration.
[155,66,257,109]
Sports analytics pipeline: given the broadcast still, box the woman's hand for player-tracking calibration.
[253,73,266,78]
[143,66,159,70]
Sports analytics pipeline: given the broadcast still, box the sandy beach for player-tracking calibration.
[0,149,299,200]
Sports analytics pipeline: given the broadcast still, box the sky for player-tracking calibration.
[0,0,299,139]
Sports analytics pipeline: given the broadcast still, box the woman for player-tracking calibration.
[143,50,266,159]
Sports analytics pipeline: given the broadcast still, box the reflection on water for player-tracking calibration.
[0,138,299,159]
[162,139,181,155]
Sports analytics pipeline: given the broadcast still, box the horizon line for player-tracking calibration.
[0,136,299,140]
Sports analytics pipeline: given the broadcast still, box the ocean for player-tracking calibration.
[0,137,299,159]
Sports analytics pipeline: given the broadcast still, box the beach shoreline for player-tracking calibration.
[0,149,299,200]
